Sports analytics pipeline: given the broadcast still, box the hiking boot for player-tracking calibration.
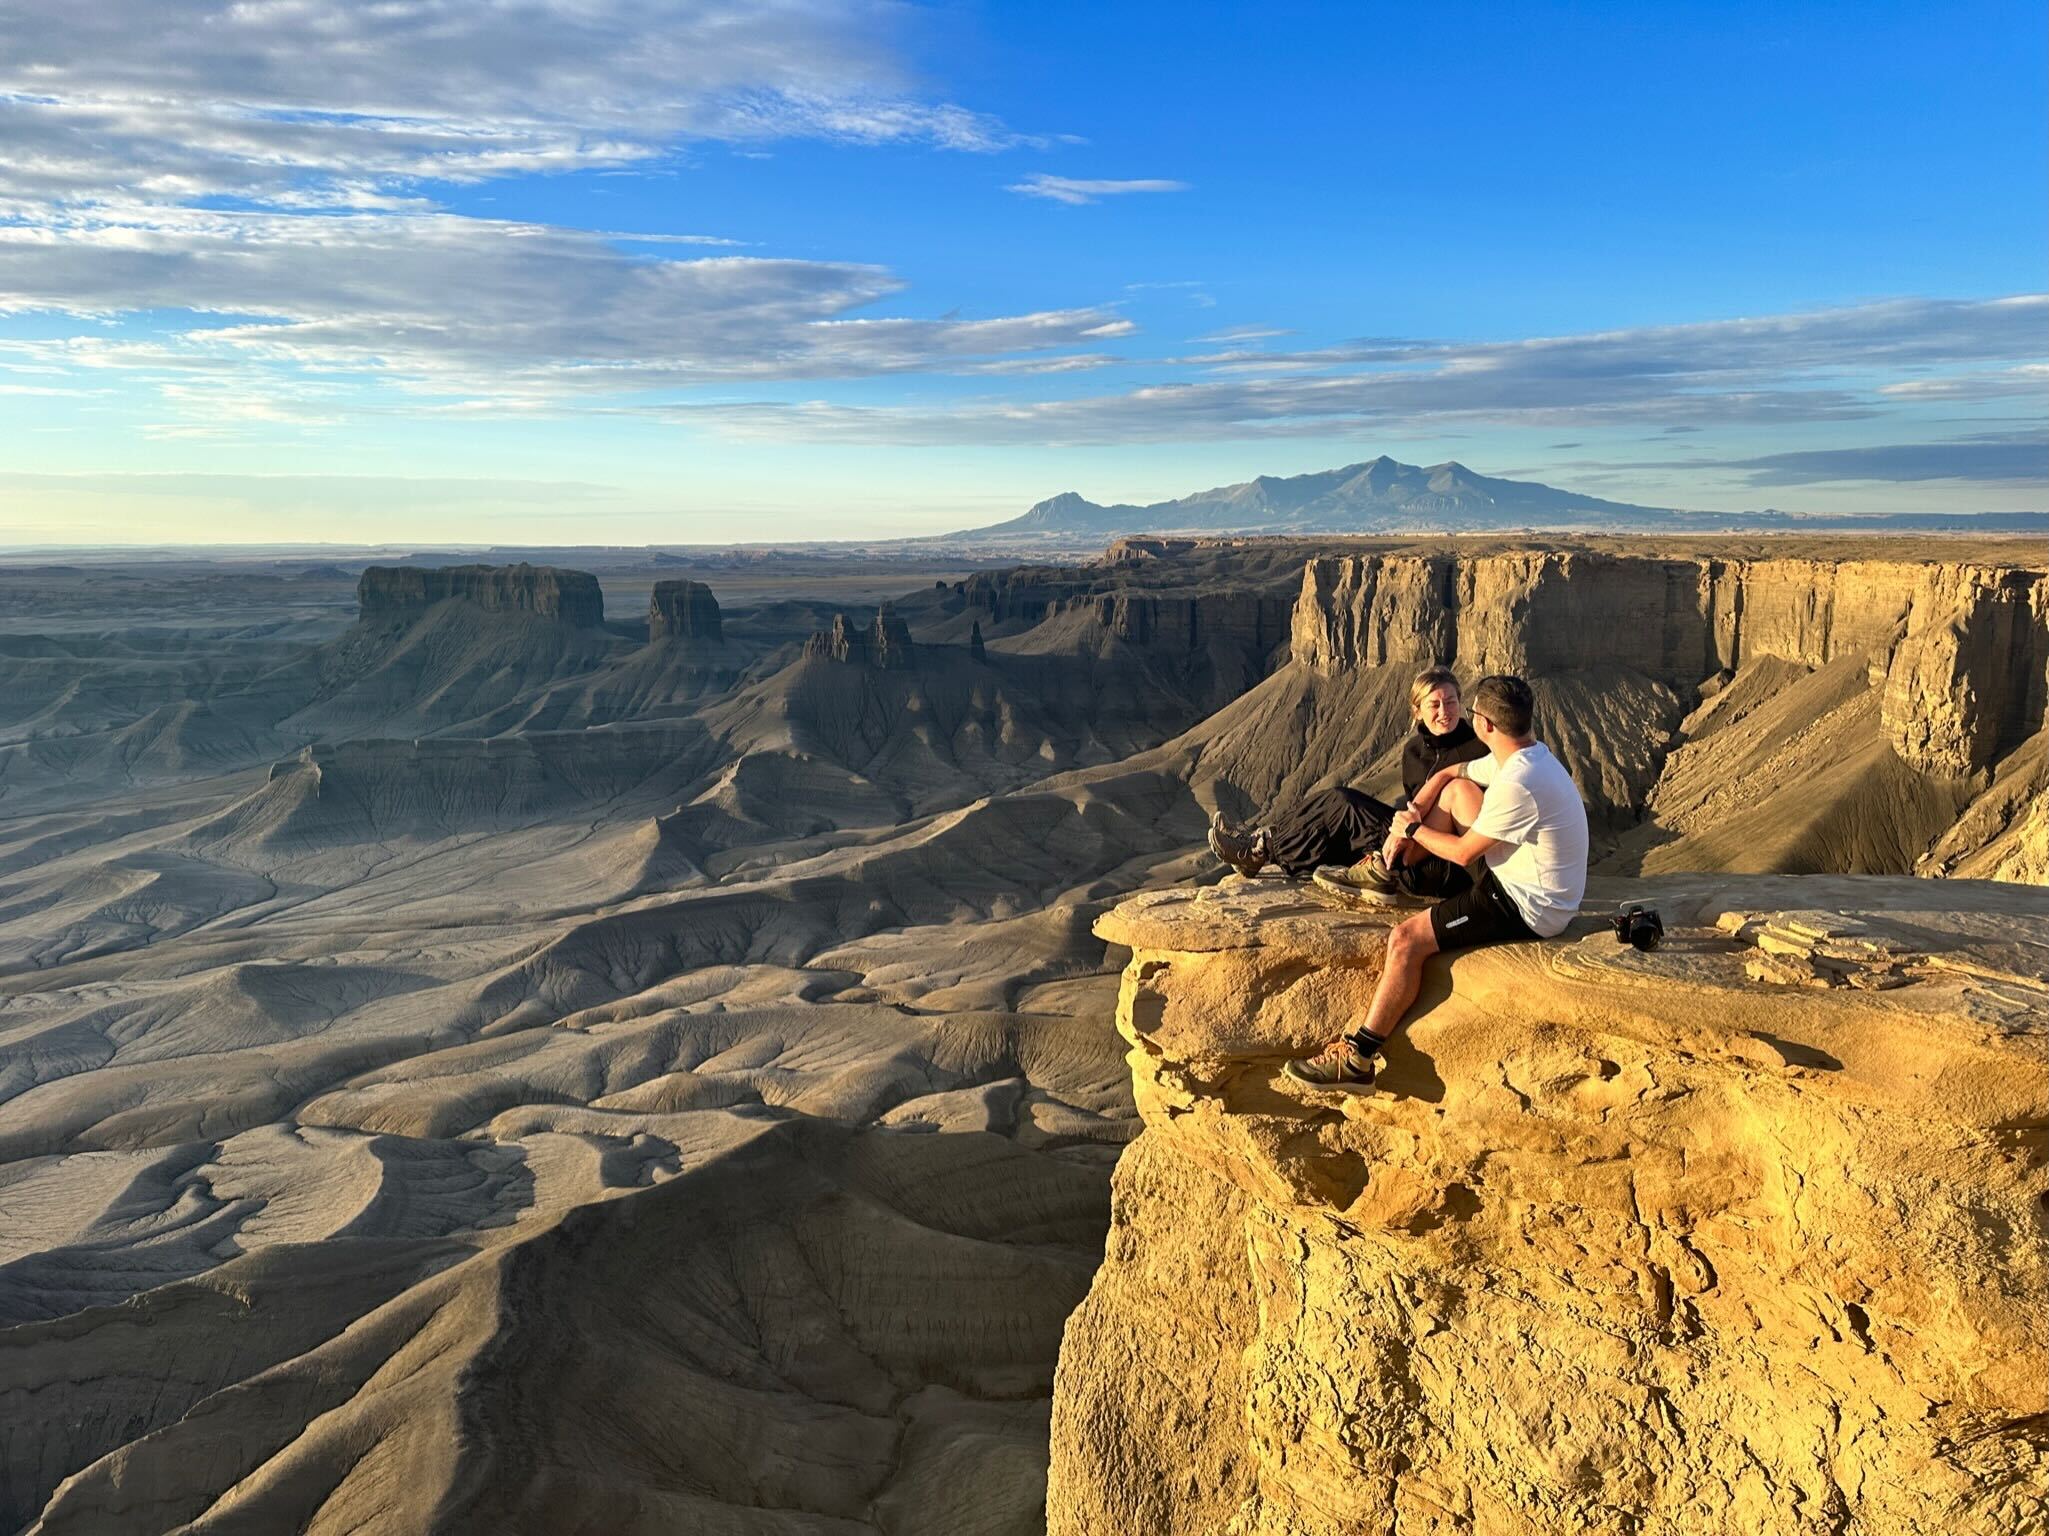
[1208,811,1271,878]
[1283,1037,1378,1092]
[1313,854,1426,909]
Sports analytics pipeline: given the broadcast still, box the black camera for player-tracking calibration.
[1611,904,1664,952]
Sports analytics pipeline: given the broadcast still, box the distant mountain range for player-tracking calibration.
[948,456,2048,540]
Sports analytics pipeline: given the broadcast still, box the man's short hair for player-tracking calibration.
[1408,665,1460,717]
[1471,675,1535,738]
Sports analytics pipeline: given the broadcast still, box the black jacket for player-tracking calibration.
[1401,719,1486,800]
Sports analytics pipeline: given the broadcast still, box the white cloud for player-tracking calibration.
[0,207,1135,412]
[1877,364,2049,400]
[1197,324,1296,342]
[1007,174,1189,205]
[0,2,1030,209]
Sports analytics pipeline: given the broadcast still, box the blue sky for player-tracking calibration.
[1,0,2042,544]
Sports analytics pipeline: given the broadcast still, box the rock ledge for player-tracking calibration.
[1049,874,2048,1536]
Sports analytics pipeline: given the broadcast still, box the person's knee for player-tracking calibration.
[1388,916,1434,967]
[1442,778,1483,828]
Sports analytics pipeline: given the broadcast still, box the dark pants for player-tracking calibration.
[1265,786,1395,877]
[1394,850,1473,900]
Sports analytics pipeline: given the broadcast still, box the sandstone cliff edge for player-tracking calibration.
[1047,877,2047,1535]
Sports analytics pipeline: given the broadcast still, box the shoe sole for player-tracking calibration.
[1311,873,1425,909]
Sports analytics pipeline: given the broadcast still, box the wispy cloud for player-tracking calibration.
[1716,434,2047,486]
[1876,364,2049,400]
[0,470,616,503]
[0,207,1136,415]
[670,296,2049,452]
[1008,174,1189,205]
[1198,324,1296,342]
[1123,279,1216,309]
[0,3,1152,427]
[0,1,1029,209]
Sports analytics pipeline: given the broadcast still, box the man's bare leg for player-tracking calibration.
[1284,909,1442,1088]
[1355,910,1439,1043]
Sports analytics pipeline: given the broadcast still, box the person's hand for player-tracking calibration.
[1380,829,1407,866]
[1391,807,1421,839]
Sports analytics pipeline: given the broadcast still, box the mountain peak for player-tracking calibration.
[953,455,1669,540]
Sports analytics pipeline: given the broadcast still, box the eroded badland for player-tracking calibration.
[0,536,2043,1534]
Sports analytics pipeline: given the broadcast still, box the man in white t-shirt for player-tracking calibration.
[1286,674,1589,1092]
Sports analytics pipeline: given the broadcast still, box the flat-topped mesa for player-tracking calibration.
[647,579,722,643]
[1104,536,1203,563]
[1048,878,2049,1536]
[356,562,606,627]
[1289,552,2048,778]
[802,603,916,668]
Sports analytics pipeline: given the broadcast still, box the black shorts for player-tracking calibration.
[1428,863,1536,953]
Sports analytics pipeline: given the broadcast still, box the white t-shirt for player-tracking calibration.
[1464,743,1589,937]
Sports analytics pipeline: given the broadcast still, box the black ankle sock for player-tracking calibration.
[1345,1029,1388,1060]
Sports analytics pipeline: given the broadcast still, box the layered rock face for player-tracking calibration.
[1104,536,1206,564]
[803,603,916,668]
[1049,879,2048,1536]
[952,564,1294,661]
[1293,553,1929,677]
[1291,553,2047,780]
[1026,589,1293,659]
[647,578,723,643]
[1881,565,2049,777]
[356,563,606,627]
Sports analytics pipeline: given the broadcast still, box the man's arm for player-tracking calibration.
[1399,813,1501,868]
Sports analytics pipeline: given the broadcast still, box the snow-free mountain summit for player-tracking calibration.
[955,457,1663,539]
[952,455,2049,542]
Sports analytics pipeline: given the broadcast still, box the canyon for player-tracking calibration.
[0,535,2041,1534]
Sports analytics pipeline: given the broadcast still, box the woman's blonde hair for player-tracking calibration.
[1409,665,1461,718]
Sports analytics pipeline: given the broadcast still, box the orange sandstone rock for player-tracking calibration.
[1049,875,2049,1536]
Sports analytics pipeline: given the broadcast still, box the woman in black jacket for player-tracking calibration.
[1208,666,1486,879]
